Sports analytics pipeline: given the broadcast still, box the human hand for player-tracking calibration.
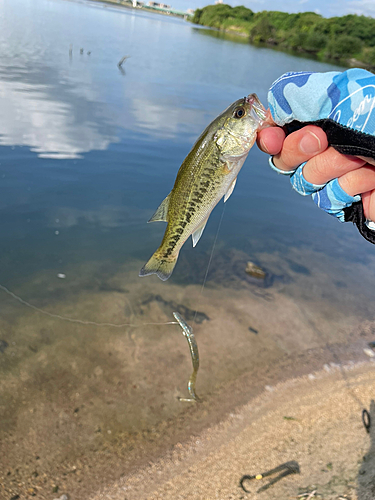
[258,69,375,242]
[257,125,375,221]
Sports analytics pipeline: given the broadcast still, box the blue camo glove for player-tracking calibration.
[267,68,375,238]
[269,69,375,131]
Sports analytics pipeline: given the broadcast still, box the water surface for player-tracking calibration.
[0,1,374,498]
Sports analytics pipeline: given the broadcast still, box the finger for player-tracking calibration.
[302,148,366,185]
[339,165,375,197]
[257,126,285,155]
[362,190,375,221]
[272,125,328,171]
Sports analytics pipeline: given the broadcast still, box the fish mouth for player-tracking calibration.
[246,93,267,122]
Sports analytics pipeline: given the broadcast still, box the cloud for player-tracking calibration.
[338,0,375,16]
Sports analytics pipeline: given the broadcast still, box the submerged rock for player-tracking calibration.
[141,294,209,324]
[0,339,8,353]
[245,261,266,279]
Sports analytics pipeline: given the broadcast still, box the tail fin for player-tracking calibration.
[139,252,177,281]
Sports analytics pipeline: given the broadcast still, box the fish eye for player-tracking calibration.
[234,107,245,119]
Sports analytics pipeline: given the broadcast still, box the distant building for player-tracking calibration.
[215,0,223,3]
[147,1,170,7]
[186,8,194,14]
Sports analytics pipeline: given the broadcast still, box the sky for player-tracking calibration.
[172,0,375,18]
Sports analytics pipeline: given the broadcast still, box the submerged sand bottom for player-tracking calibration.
[92,362,375,500]
[1,249,375,499]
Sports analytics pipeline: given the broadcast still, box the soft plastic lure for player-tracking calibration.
[173,311,200,402]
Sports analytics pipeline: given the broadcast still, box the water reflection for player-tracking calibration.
[0,62,118,159]
[130,95,209,139]
[0,50,211,157]
[47,204,148,229]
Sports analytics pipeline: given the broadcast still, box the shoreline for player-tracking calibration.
[193,25,374,71]
[91,361,375,499]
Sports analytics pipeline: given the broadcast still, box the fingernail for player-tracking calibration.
[300,131,322,155]
[259,137,270,154]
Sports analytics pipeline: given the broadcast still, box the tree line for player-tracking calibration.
[192,4,375,66]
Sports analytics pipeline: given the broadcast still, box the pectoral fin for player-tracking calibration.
[224,178,237,203]
[191,218,208,247]
[148,193,171,223]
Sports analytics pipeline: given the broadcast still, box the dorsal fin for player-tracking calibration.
[148,193,171,223]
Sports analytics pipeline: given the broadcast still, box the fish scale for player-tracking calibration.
[139,94,269,281]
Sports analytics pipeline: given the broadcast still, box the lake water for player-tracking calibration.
[1,0,375,498]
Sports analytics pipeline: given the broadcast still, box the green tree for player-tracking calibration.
[363,47,375,66]
[192,8,203,24]
[250,18,276,43]
[326,35,362,58]
[192,3,375,66]
[287,31,308,50]
[231,5,253,21]
[304,32,328,53]
[195,4,233,28]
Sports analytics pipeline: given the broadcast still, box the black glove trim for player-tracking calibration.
[343,201,375,244]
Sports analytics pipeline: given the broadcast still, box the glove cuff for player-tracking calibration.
[312,178,361,222]
[290,163,326,196]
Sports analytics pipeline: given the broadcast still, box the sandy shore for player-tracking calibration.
[92,362,375,500]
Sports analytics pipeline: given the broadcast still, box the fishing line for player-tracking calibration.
[0,204,226,331]
[175,203,226,402]
[0,283,177,328]
[0,206,226,329]
[193,202,226,326]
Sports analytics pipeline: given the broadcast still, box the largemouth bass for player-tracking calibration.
[140,94,268,281]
